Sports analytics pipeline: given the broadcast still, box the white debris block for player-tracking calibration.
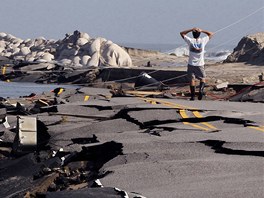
[215,82,229,90]
[20,47,31,56]
[17,116,37,148]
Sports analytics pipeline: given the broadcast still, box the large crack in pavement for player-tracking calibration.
[113,107,258,134]
[199,140,264,157]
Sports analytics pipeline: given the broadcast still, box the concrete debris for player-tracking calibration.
[135,72,169,91]
[3,116,10,128]
[15,116,37,153]
[214,81,229,90]
[228,83,264,102]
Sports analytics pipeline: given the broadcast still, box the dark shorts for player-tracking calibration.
[187,65,206,80]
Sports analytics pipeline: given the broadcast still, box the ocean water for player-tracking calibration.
[0,81,78,98]
[121,43,234,62]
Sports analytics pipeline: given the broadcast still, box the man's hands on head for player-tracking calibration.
[193,27,202,32]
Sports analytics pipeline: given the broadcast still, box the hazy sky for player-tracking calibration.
[1,0,263,48]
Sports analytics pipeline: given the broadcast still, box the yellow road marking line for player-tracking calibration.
[84,95,90,101]
[248,126,264,132]
[192,111,218,130]
[141,97,264,133]
[142,98,211,131]
[179,110,210,131]
[143,98,194,110]
[2,66,6,75]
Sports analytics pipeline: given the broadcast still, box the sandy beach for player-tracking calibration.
[130,52,264,84]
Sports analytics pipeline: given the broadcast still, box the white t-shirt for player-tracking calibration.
[184,35,209,66]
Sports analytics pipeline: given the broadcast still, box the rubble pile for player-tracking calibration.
[225,32,264,65]
[0,87,146,197]
[0,62,100,84]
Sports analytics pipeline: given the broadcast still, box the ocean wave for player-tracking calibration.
[205,50,232,61]
[168,46,232,62]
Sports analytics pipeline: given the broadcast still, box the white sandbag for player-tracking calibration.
[5,34,16,41]
[101,43,132,67]
[89,37,106,54]
[12,42,21,49]
[41,52,54,61]
[13,38,23,45]
[23,39,34,48]
[73,56,81,65]
[0,41,6,48]
[87,52,100,67]
[20,47,31,56]
[59,59,72,65]
[34,37,46,46]
[36,51,45,57]
[0,32,7,39]
[14,55,25,61]
[80,32,90,40]
[76,38,88,46]
[4,52,12,57]
[25,52,37,61]
[12,48,20,55]
[81,55,91,65]
[25,55,35,62]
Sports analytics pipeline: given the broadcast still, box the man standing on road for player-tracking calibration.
[180,28,213,100]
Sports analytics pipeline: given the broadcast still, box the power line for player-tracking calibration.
[214,6,264,34]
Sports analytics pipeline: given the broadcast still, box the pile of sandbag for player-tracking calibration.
[0,31,132,67]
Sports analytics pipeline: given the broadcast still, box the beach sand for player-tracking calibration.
[130,52,264,84]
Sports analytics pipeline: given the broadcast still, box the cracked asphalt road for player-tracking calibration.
[1,87,263,197]
[95,97,264,198]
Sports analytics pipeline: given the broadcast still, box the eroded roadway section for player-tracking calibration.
[0,87,263,197]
